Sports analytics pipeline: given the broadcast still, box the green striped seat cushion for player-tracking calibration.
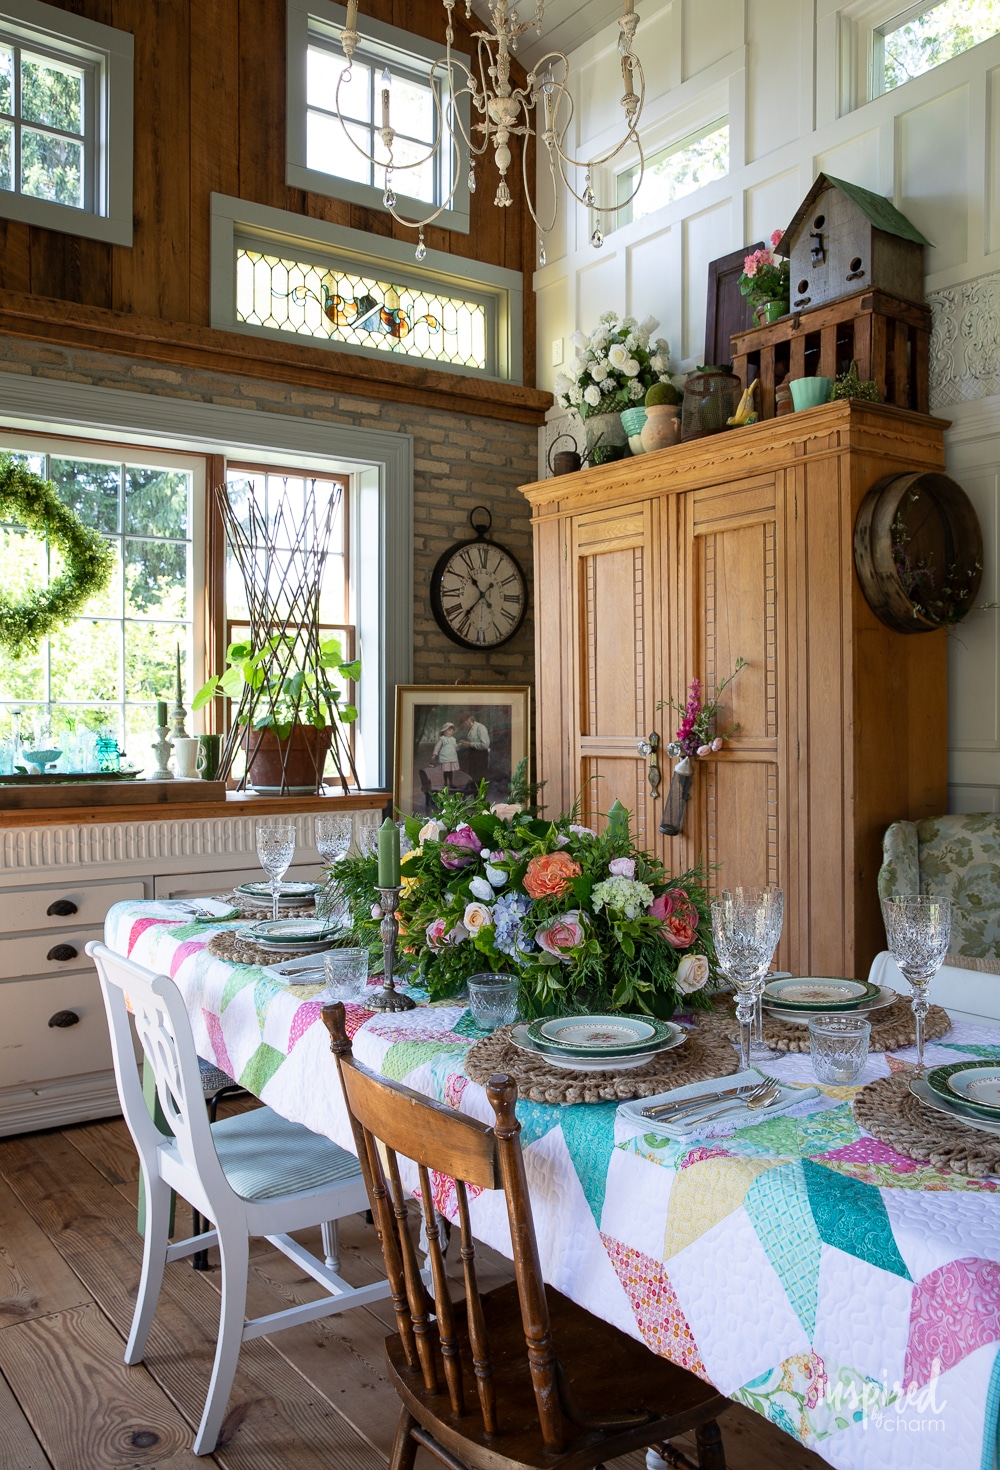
[206,1107,363,1201]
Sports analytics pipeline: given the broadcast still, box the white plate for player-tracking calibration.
[247,918,339,941]
[946,1065,1000,1111]
[763,986,897,1025]
[234,925,334,954]
[534,1014,659,1050]
[909,1075,1000,1138]
[510,1023,686,1071]
[763,976,868,1005]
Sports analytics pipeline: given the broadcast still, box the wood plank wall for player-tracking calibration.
[0,0,536,387]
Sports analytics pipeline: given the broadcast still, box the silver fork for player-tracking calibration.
[691,1081,781,1126]
[642,1078,770,1120]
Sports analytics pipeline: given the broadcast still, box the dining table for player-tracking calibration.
[105,898,1000,1470]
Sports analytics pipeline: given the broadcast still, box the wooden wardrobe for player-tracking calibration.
[520,400,949,978]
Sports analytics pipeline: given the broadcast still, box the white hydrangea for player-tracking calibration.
[622,358,640,377]
[569,384,584,404]
[583,384,602,407]
[658,373,673,383]
[622,315,638,330]
[589,329,609,351]
[628,379,645,399]
[590,875,655,919]
[650,354,669,373]
[625,332,639,351]
[607,342,629,369]
[654,337,670,353]
[600,310,618,325]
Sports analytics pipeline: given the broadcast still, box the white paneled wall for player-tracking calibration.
[536,0,1000,812]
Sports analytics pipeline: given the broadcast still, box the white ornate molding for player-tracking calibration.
[0,810,381,875]
[928,272,1000,411]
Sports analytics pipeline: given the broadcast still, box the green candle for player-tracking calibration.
[156,700,167,727]
[377,817,400,887]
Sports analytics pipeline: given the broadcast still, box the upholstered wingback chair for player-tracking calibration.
[875,814,1000,1025]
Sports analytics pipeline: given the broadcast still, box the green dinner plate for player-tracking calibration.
[927,1061,1000,1120]
[525,1014,677,1058]
[763,977,879,1011]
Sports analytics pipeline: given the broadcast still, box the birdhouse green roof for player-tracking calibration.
[777,173,932,253]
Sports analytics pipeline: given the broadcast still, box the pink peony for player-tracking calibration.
[608,856,636,878]
[440,824,484,869]
[523,851,581,899]
[535,911,584,958]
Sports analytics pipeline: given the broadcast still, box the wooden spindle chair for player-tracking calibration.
[322,1003,729,1470]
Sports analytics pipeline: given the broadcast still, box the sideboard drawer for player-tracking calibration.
[3,880,147,934]
[154,862,321,899]
[0,927,104,980]
[0,971,113,1088]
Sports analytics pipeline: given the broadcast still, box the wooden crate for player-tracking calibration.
[730,286,931,420]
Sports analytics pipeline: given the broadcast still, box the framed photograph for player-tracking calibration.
[394,685,531,817]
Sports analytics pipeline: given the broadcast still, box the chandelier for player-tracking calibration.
[336,0,646,264]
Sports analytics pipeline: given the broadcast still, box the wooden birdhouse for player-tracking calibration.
[777,174,930,313]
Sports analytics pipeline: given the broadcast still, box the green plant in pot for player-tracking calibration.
[639,381,683,452]
[193,632,361,794]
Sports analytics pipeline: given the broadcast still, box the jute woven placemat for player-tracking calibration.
[213,892,316,919]
[853,1071,1000,1178]
[696,996,951,1054]
[207,929,327,967]
[463,1023,739,1105]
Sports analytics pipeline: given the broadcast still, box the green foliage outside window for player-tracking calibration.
[881,0,1000,91]
[0,43,86,207]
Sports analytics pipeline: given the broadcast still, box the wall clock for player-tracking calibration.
[430,506,527,650]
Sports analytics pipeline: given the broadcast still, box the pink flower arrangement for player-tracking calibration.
[649,888,699,949]
[739,231,790,305]
[659,658,746,760]
[523,850,582,899]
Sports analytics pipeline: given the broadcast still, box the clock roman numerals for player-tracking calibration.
[431,532,525,649]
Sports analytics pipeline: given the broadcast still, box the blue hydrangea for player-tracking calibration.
[492,891,535,956]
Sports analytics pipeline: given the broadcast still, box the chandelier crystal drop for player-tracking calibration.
[332,0,645,251]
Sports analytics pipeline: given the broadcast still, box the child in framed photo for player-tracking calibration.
[395,685,530,816]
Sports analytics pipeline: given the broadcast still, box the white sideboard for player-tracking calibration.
[0,798,384,1136]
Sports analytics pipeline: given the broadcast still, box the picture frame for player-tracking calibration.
[393,684,531,817]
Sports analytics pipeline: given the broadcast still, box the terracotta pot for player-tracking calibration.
[241,724,333,794]
[639,404,681,453]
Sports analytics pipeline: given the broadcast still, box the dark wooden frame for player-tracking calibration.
[704,244,762,368]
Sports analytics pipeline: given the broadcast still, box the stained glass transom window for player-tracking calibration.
[236,246,489,371]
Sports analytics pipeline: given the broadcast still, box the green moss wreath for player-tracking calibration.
[0,455,115,658]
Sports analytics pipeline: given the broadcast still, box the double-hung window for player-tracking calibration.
[287,0,470,232]
[0,0,132,244]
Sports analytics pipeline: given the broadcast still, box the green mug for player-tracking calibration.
[196,733,223,781]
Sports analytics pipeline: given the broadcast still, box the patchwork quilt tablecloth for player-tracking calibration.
[106,901,1000,1470]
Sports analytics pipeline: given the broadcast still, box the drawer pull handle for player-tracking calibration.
[46,899,78,917]
[46,943,78,962]
[48,1010,80,1028]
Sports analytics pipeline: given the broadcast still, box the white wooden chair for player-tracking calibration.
[87,940,391,1456]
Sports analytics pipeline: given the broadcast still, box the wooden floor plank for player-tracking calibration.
[0,1132,386,1470]
[0,1175,92,1327]
[0,1366,52,1470]
[1,1302,205,1469]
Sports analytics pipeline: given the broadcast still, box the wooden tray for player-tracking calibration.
[0,779,229,811]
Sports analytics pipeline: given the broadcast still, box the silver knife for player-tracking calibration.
[641,1083,756,1119]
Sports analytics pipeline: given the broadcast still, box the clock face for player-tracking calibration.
[430,537,527,650]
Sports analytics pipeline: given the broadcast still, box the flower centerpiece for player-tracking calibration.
[333,788,717,1019]
[739,232,790,323]
[553,313,675,465]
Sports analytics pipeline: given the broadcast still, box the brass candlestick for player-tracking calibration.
[367,885,415,1011]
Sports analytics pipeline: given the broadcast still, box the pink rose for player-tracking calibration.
[662,915,697,949]
[649,889,698,948]
[535,910,584,959]
[711,737,724,752]
[608,856,636,878]
[425,917,448,950]
[440,824,484,869]
[697,744,711,757]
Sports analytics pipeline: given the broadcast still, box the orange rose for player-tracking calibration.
[523,850,582,899]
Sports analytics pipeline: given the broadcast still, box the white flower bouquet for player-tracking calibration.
[554,312,673,418]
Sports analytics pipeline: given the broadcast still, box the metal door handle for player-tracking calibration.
[46,943,78,962]
[48,1010,80,1028]
[636,731,661,799]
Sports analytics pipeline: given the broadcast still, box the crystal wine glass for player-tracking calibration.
[314,814,353,924]
[711,887,784,1070]
[256,821,296,921]
[881,894,951,1074]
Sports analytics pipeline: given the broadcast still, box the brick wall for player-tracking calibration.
[0,338,538,691]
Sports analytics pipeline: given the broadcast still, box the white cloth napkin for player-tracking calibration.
[616,1067,819,1139]
[173,896,240,920]
[260,952,331,984]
